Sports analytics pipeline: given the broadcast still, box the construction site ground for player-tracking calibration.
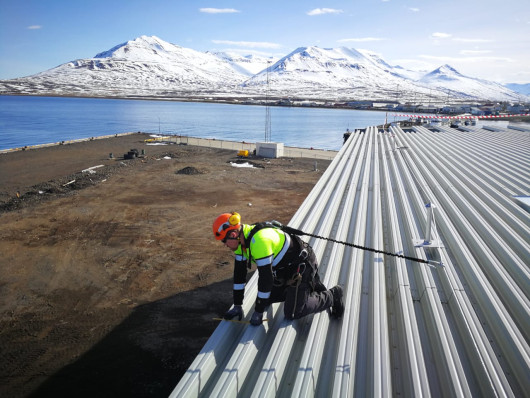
[0,133,332,398]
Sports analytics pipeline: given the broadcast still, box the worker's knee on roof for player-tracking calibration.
[284,305,305,320]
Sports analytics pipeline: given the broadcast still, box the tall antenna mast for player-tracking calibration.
[264,60,271,142]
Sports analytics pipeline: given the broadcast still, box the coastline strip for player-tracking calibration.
[0,132,137,155]
[2,132,338,160]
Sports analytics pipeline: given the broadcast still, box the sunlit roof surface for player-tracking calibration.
[171,123,530,397]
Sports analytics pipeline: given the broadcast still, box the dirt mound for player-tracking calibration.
[176,166,203,175]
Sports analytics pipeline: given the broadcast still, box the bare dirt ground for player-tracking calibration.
[0,133,331,398]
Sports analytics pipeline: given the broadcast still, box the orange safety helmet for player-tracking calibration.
[213,212,241,241]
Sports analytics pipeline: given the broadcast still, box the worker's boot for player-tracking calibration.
[330,285,344,319]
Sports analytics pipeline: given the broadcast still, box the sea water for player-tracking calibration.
[0,95,392,151]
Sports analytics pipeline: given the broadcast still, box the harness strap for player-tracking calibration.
[244,221,283,269]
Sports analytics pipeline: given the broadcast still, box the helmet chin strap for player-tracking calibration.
[238,227,244,246]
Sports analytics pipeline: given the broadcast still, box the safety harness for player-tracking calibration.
[244,221,308,318]
[243,221,285,269]
[249,220,439,266]
[243,220,438,319]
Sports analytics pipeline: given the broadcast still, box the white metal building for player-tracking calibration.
[171,123,530,397]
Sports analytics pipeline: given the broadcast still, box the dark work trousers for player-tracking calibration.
[269,235,333,320]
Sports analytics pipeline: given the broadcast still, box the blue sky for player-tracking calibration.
[1,0,529,83]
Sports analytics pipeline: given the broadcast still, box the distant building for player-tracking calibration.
[346,100,373,109]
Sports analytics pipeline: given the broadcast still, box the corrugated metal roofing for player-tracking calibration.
[170,123,530,397]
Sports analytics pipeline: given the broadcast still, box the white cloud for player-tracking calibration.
[392,57,436,71]
[460,50,492,55]
[212,40,281,49]
[199,8,240,14]
[27,25,42,30]
[409,7,420,12]
[307,8,343,16]
[431,32,452,39]
[419,54,515,64]
[221,48,282,58]
[453,37,493,43]
[338,37,385,43]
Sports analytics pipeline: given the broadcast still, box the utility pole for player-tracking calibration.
[265,60,271,142]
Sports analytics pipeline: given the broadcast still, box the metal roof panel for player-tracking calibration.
[171,123,530,397]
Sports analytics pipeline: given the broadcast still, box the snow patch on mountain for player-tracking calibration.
[207,51,276,76]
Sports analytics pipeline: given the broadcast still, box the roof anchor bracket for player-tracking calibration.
[414,203,444,248]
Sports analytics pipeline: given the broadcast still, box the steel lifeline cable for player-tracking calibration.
[268,221,441,266]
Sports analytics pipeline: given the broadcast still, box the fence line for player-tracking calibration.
[163,135,338,160]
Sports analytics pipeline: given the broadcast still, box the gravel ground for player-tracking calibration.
[0,133,331,398]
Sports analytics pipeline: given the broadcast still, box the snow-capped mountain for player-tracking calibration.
[206,51,276,76]
[419,64,519,100]
[0,35,525,102]
[0,36,256,97]
[243,46,451,100]
[355,49,425,80]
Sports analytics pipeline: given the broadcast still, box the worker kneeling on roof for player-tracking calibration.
[213,212,344,326]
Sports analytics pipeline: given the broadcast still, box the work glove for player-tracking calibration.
[224,305,243,321]
[250,311,263,326]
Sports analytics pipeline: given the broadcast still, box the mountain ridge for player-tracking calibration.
[0,35,526,102]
